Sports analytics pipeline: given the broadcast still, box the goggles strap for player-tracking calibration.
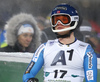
[71,16,79,21]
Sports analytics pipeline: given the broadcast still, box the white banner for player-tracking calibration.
[0,52,100,69]
[0,52,33,63]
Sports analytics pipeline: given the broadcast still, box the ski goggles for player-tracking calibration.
[51,14,79,27]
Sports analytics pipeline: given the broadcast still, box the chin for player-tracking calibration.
[58,32,69,36]
[24,45,29,48]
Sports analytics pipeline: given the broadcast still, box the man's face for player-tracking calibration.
[55,21,71,35]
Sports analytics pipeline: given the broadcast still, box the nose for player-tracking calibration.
[57,20,63,25]
[27,37,32,42]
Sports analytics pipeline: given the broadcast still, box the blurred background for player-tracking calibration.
[0,0,100,54]
[0,0,100,82]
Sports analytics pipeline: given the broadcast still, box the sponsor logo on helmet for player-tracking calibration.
[57,11,60,13]
[54,7,67,11]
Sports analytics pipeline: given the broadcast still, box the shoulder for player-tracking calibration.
[45,39,57,45]
[77,40,90,48]
[75,40,90,54]
[37,39,57,50]
[77,40,96,54]
[77,40,94,51]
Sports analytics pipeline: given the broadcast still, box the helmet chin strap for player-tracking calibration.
[52,21,78,33]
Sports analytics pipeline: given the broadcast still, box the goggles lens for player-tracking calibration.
[51,15,71,26]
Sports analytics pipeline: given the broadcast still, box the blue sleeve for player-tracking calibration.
[83,45,97,82]
[23,44,45,82]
